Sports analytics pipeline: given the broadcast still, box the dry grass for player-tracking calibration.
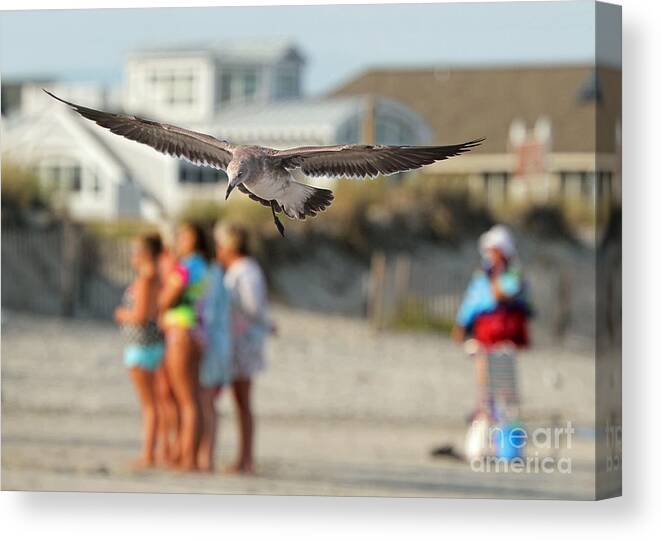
[1,161,50,210]
[172,174,497,266]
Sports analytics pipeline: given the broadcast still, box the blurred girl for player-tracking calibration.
[453,225,532,426]
[159,222,210,471]
[197,236,232,472]
[216,222,272,474]
[114,233,164,468]
[153,222,180,466]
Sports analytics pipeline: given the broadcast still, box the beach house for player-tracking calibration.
[331,65,622,223]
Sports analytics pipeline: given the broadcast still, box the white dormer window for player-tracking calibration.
[148,68,197,106]
[126,43,304,117]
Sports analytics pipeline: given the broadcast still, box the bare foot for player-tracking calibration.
[196,450,214,473]
[168,444,181,464]
[130,458,156,471]
[174,460,198,473]
[164,455,182,470]
[155,451,172,468]
[223,462,255,475]
[196,461,214,473]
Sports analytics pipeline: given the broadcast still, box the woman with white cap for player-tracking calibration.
[453,225,532,348]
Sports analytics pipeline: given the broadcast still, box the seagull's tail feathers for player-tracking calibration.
[278,181,334,220]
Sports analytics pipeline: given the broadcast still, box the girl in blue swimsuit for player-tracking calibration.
[115,233,164,468]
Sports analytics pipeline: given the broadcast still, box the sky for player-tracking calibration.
[0,1,616,96]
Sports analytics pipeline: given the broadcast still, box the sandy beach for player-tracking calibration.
[2,307,596,498]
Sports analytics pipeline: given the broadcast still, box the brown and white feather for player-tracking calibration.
[44,90,234,170]
[272,139,484,178]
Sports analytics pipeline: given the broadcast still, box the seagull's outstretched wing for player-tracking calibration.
[44,90,234,170]
[272,139,484,178]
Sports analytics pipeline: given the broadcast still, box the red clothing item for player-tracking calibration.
[473,306,530,348]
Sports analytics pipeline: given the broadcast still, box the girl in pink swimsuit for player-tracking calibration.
[159,222,210,471]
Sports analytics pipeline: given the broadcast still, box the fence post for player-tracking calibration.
[60,221,82,317]
[368,252,386,329]
[554,268,571,338]
[393,254,411,314]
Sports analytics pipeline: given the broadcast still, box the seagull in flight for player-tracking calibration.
[45,90,483,236]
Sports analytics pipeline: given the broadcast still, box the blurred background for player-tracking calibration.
[1,2,621,498]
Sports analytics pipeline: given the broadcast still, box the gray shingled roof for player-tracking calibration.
[331,65,621,154]
[206,97,365,143]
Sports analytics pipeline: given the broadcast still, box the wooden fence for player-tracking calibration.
[366,250,579,340]
[2,225,133,319]
[2,226,596,342]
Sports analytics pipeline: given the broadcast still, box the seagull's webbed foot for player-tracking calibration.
[271,202,286,237]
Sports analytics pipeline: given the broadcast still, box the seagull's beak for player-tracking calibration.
[225,182,235,200]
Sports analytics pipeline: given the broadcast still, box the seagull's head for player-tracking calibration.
[225,160,250,200]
